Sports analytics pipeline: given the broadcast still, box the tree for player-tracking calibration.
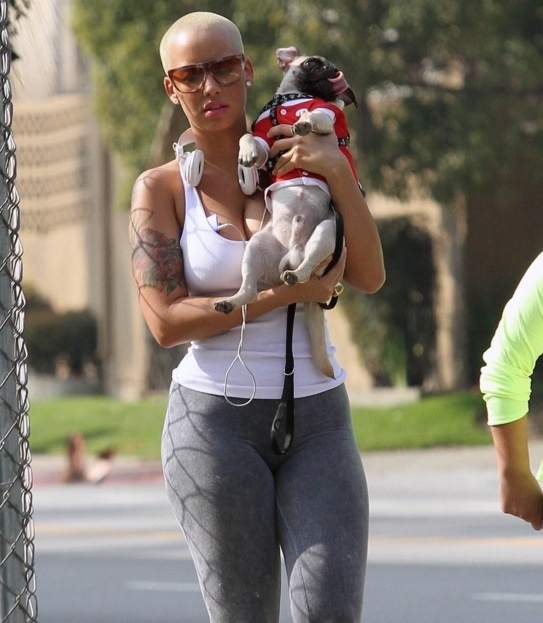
[71,0,238,181]
[273,0,543,385]
[72,0,543,386]
[8,0,30,59]
[71,0,543,208]
[352,0,543,384]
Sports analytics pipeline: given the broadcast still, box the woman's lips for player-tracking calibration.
[203,101,228,117]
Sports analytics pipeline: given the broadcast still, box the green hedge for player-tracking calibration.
[342,217,436,388]
[24,286,98,376]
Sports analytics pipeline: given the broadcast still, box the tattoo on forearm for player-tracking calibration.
[131,226,185,294]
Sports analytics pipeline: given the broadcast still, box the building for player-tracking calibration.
[12,0,146,399]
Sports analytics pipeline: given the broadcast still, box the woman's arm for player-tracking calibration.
[268,125,385,294]
[490,416,543,530]
[130,164,345,347]
[480,252,543,529]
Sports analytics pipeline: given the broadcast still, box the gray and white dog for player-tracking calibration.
[214,46,357,378]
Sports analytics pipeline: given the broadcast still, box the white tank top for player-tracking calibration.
[171,177,345,399]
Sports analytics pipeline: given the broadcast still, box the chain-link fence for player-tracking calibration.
[0,0,38,620]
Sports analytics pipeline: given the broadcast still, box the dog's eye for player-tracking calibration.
[301,58,323,72]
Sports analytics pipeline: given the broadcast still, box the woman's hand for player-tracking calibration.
[267,124,345,179]
[498,470,543,530]
[289,248,347,305]
[491,417,543,530]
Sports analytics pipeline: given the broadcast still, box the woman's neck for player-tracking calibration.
[192,121,247,164]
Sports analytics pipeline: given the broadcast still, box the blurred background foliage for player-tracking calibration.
[343,217,436,388]
[71,0,543,387]
[72,0,543,207]
[8,0,31,58]
[24,286,99,377]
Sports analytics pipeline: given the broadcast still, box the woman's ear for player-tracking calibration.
[164,77,178,104]
[244,57,255,86]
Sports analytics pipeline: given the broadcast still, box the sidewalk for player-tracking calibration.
[29,439,543,487]
[30,453,165,486]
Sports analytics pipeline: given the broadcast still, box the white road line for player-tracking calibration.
[474,593,543,603]
[126,580,200,593]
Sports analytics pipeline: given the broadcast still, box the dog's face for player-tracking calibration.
[276,46,357,107]
[283,55,338,100]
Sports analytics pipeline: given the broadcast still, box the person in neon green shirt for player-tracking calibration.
[480,251,543,530]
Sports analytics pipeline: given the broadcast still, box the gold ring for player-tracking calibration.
[333,282,344,297]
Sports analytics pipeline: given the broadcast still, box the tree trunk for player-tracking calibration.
[148,103,186,168]
[433,201,467,390]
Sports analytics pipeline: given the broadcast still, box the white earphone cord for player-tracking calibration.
[223,304,257,407]
[220,202,269,406]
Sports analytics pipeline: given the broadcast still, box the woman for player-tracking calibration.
[480,251,543,531]
[130,11,385,623]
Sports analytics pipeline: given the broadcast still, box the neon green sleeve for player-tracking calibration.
[480,252,543,426]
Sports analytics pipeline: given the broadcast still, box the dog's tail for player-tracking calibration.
[304,302,334,378]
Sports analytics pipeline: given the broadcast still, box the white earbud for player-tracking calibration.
[238,164,259,196]
[174,129,259,194]
[183,150,204,186]
[174,130,204,187]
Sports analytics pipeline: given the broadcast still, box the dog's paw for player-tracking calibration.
[238,134,261,167]
[281,270,299,286]
[238,150,259,168]
[214,300,235,314]
[292,121,312,136]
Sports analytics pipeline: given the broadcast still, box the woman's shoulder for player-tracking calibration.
[131,160,184,223]
[134,159,182,195]
[513,251,543,301]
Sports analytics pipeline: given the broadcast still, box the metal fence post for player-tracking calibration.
[0,0,38,620]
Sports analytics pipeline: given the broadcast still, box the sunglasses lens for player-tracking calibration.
[169,56,244,92]
[170,66,206,92]
[210,56,244,86]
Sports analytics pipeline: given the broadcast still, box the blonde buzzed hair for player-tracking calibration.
[159,12,244,72]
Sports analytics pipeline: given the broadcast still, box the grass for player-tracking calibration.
[28,394,168,459]
[351,390,490,451]
[27,389,491,460]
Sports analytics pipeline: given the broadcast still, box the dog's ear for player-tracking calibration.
[276,46,301,71]
[338,87,358,108]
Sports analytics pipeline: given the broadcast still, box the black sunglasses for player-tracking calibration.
[167,54,245,93]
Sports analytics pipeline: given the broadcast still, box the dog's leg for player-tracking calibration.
[292,110,334,137]
[238,133,268,168]
[214,240,265,312]
[281,217,337,285]
[238,133,268,195]
[214,228,283,313]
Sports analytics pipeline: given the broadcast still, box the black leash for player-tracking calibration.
[270,302,296,455]
[270,207,344,454]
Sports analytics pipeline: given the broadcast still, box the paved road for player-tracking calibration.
[30,442,543,622]
[363,443,543,622]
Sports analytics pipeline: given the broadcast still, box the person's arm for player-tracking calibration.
[267,126,385,294]
[480,252,543,528]
[130,164,346,347]
[490,415,543,530]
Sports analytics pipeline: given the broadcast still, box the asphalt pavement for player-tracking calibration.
[29,438,543,490]
[28,439,543,623]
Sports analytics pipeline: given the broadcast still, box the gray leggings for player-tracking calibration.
[162,383,369,623]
